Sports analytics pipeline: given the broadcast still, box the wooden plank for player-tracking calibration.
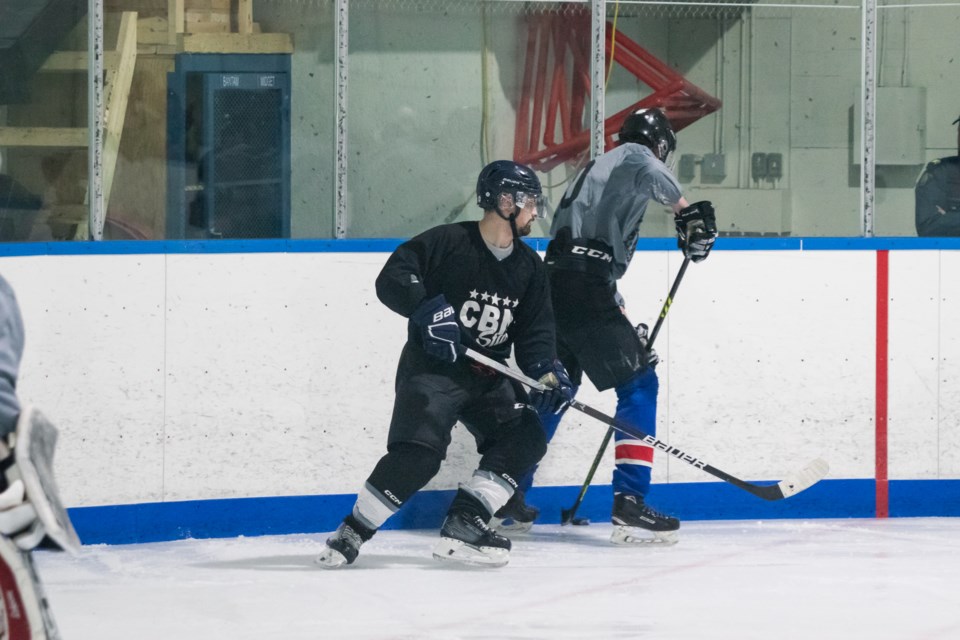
[237,0,253,35]
[0,128,89,147]
[107,55,176,240]
[40,52,119,72]
[179,32,293,53]
[187,0,231,8]
[168,0,184,44]
[102,12,139,217]
[185,9,230,23]
[136,43,180,56]
[138,16,171,46]
[44,205,89,224]
[185,21,231,34]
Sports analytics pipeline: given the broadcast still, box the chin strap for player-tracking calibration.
[495,204,521,241]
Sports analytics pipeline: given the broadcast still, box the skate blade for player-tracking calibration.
[490,517,534,535]
[610,525,679,546]
[315,547,349,569]
[432,537,510,567]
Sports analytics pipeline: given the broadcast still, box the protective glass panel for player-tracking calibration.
[340,0,863,239]
[874,1,960,237]
[602,1,863,239]
[155,0,331,240]
[1,1,919,241]
[0,0,88,241]
[344,0,579,239]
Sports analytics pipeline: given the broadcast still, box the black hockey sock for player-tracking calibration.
[366,442,443,506]
[477,412,547,482]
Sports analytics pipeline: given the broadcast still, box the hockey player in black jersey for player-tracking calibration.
[317,160,573,568]
[497,108,718,544]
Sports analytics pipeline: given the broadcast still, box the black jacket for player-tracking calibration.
[916,156,960,237]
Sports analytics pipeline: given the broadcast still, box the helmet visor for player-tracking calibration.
[664,148,677,173]
[514,191,548,219]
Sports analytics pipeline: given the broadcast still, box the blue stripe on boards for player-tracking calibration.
[5,236,960,258]
[888,479,960,517]
[67,478,956,546]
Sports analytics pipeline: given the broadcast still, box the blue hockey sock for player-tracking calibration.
[611,369,659,496]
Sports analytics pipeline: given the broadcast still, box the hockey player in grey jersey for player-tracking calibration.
[494,108,717,544]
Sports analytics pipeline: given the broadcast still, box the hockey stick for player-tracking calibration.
[464,347,829,502]
[561,256,691,525]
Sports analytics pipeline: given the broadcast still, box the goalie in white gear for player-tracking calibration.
[0,273,80,639]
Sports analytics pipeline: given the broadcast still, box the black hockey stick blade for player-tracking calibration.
[462,348,830,503]
[559,507,590,526]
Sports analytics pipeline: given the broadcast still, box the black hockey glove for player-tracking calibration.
[527,360,575,415]
[635,322,659,368]
[675,201,717,263]
[410,294,461,363]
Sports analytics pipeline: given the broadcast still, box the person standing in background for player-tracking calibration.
[915,115,960,237]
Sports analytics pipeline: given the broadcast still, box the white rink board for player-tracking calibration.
[3,255,167,505]
[887,251,941,479]
[0,247,957,508]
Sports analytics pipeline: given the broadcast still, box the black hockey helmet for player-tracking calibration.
[476,160,543,213]
[619,107,677,164]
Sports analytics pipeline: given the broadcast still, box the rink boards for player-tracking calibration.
[1,238,958,544]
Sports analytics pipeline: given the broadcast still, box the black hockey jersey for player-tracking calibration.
[376,222,556,374]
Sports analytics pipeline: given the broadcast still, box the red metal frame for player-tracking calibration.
[514,7,722,172]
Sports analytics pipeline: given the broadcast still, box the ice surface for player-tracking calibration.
[36,518,960,639]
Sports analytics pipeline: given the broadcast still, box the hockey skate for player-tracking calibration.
[433,489,511,567]
[610,493,679,546]
[491,489,539,535]
[315,517,372,569]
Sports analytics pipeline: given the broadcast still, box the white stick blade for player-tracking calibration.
[776,458,830,499]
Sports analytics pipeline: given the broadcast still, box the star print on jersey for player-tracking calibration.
[459,289,517,348]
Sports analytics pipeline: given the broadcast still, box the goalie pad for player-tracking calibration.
[0,536,61,639]
[12,407,80,556]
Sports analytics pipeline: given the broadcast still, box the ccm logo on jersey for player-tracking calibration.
[384,490,403,506]
[571,246,613,262]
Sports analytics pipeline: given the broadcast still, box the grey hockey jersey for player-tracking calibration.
[550,143,683,279]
